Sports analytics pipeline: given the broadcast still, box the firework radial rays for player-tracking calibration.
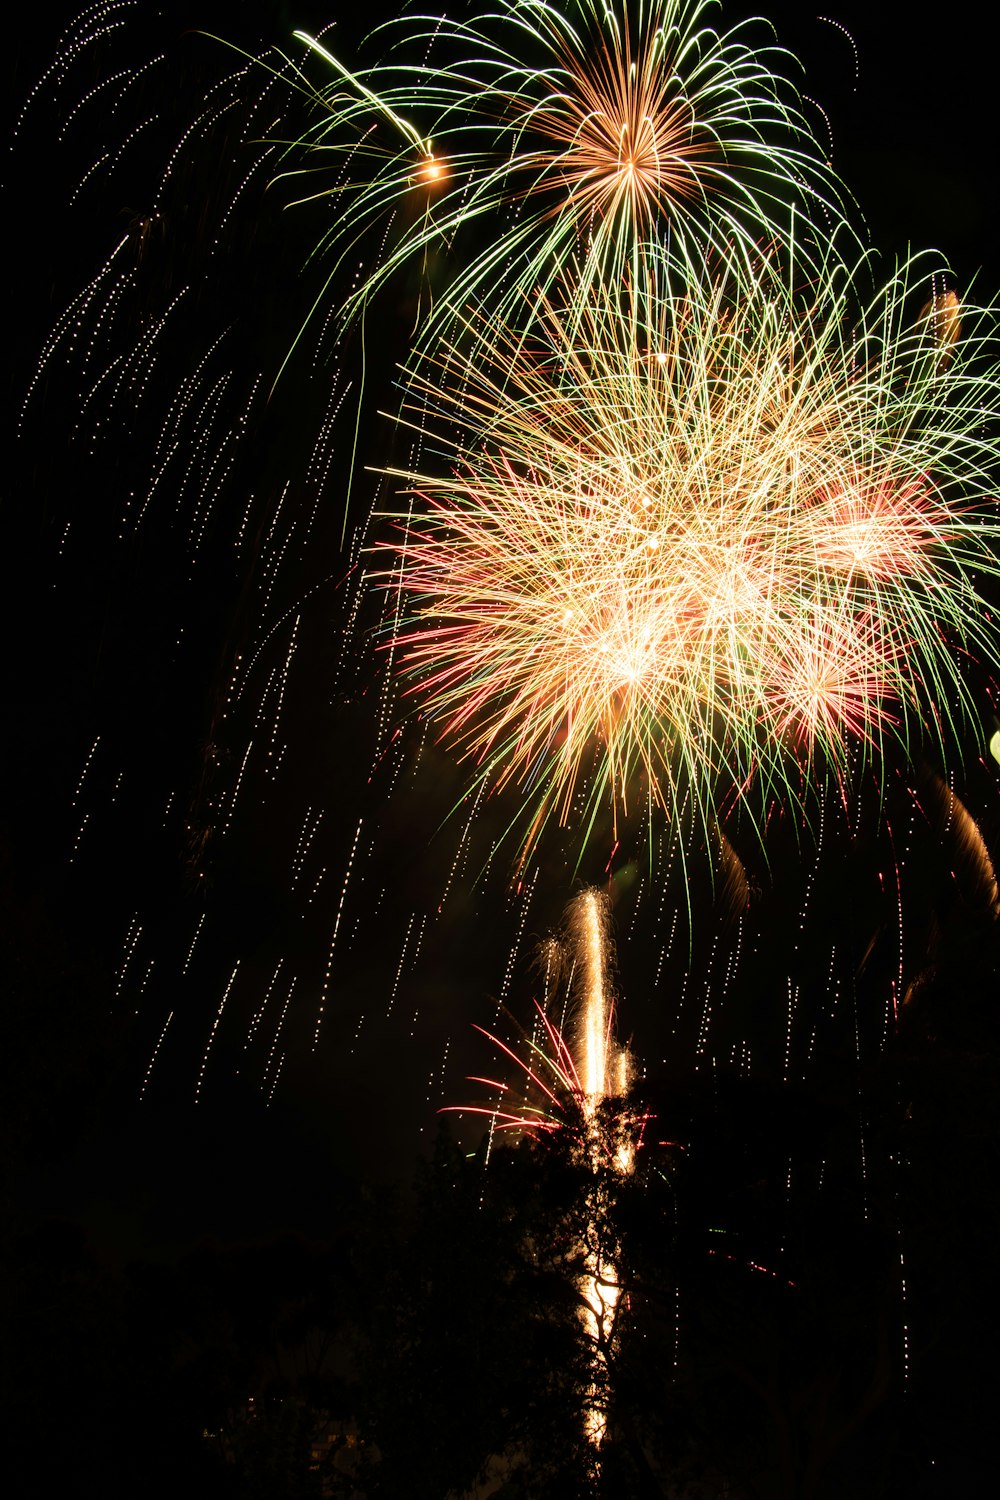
[376,252,1000,862]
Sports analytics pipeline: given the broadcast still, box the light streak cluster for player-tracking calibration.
[381,257,1000,857]
[287,0,850,345]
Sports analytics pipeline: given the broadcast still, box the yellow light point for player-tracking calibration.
[991,728,1000,768]
[420,153,446,184]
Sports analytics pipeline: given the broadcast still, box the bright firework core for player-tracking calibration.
[379,254,1000,855]
[515,5,716,229]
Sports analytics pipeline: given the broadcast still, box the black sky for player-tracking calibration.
[5,0,1000,1273]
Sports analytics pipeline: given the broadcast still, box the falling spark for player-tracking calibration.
[140,1009,174,1100]
[195,961,240,1103]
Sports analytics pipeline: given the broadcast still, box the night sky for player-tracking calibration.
[4,4,1000,1490]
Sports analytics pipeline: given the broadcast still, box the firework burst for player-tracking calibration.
[377,251,1000,860]
[285,0,849,347]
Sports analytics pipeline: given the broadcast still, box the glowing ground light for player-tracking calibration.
[452,889,639,1447]
[559,891,636,1450]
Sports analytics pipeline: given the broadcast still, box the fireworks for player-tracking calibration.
[287,0,848,345]
[378,252,1000,859]
[14,16,1000,1484]
[15,4,1000,1152]
[453,888,642,1448]
[454,889,635,1140]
